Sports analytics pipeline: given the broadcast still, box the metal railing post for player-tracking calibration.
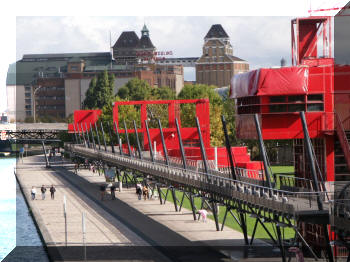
[114,121,123,155]
[133,120,142,159]
[89,123,96,150]
[84,123,91,148]
[175,118,187,170]
[107,122,115,154]
[195,117,209,175]
[80,123,87,148]
[144,120,154,162]
[100,121,107,152]
[221,115,237,180]
[254,114,273,195]
[157,118,169,166]
[94,122,101,150]
[123,120,132,157]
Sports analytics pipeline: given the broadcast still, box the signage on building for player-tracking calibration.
[136,50,174,62]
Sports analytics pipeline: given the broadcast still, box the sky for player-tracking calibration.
[0,0,346,113]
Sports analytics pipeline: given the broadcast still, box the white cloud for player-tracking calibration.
[16,16,293,71]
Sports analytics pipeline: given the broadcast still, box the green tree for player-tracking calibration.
[83,77,97,109]
[178,84,225,146]
[151,86,176,100]
[117,78,152,101]
[83,71,115,109]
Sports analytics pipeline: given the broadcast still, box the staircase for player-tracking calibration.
[335,130,350,181]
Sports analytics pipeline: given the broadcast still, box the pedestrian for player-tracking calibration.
[136,183,142,194]
[31,186,36,200]
[50,185,56,200]
[197,209,208,222]
[143,185,148,200]
[136,185,142,200]
[110,184,116,200]
[100,184,106,201]
[41,185,46,200]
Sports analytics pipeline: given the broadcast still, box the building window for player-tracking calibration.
[205,48,209,56]
[212,47,216,56]
[26,111,31,116]
[25,105,31,110]
[25,93,31,98]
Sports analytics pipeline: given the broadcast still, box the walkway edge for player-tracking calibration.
[15,167,55,262]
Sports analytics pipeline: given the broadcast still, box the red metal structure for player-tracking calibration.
[113,99,262,170]
[113,99,211,151]
[230,15,350,257]
[68,110,102,132]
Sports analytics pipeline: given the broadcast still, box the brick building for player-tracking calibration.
[7,25,184,122]
[196,24,249,88]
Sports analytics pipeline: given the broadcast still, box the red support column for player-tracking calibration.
[326,135,335,182]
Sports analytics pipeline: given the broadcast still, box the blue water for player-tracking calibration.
[0,158,49,261]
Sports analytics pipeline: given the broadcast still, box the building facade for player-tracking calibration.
[6,25,184,122]
[196,24,249,88]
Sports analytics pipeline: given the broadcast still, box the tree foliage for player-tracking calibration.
[93,79,238,148]
[178,84,226,146]
[83,71,115,109]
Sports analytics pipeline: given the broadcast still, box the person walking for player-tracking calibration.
[136,185,142,200]
[197,209,208,222]
[50,185,56,200]
[31,186,36,200]
[142,185,149,200]
[41,185,46,200]
[110,184,116,200]
[100,184,106,201]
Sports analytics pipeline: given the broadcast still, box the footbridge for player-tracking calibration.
[64,113,334,262]
[0,123,66,143]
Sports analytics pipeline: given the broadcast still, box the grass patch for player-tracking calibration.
[271,166,294,174]
[163,189,295,240]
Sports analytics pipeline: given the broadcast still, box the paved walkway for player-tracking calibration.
[75,167,253,246]
[15,155,299,262]
[15,155,171,261]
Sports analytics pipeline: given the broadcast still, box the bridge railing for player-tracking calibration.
[67,144,331,214]
[273,173,324,191]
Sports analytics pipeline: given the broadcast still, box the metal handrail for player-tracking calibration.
[67,144,331,213]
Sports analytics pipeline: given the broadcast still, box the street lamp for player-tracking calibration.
[33,85,43,123]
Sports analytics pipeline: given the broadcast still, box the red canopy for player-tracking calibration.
[230,66,309,98]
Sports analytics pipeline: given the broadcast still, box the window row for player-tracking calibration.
[237,94,325,114]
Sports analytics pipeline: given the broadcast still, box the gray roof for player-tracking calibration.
[8,52,112,85]
[113,31,140,48]
[205,24,229,39]
[22,52,110,61]
[138,35,155,49]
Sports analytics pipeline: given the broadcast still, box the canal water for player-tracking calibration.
[0,158,49,261]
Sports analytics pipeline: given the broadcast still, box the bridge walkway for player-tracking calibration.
[67,144,330,222]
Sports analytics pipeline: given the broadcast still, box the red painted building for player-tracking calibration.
[230,16,350,253]
[230,16,350,184]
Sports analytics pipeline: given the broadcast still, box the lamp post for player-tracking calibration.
[33,85,43,123]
